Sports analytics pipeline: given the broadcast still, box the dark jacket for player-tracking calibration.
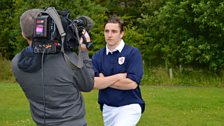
[12,46,94,126]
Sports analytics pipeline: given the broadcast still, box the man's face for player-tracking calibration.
[104,23,124,48]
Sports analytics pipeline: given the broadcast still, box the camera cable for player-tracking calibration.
[41,48,46,126]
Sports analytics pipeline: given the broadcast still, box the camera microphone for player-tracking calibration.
[73,16,94,31]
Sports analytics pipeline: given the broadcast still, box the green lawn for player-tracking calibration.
[0,82,224,126]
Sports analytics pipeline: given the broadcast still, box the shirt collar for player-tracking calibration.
[106,39,125,55]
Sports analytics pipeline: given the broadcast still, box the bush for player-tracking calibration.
[0,54,15,82]
[141,65,224,87]
[2,52,224,87]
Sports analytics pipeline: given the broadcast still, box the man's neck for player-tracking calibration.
[107,41,121,51]
[27,39,32,46]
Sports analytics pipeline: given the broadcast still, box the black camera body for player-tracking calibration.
[32,13,61,53]
[32,9,93,54]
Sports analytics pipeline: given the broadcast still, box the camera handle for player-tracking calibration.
[46,7,83,69]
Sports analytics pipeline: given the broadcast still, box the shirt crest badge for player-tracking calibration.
[118,57,125,65]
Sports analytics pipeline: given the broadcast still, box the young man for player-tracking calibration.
[12,9,94,126]
[92,16,145,126]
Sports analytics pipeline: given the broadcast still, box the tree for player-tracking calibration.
[138,0,224,72]
[0,0,15,59]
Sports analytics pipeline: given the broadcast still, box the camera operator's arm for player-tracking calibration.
[73,30,94,92]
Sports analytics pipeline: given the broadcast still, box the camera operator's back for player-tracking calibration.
[12,47,94,126]
[12,8,94,126]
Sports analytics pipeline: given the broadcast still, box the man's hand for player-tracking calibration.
[80,29,91,51]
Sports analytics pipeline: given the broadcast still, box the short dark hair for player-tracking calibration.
[20,9,43,40]
[104,16,124,32]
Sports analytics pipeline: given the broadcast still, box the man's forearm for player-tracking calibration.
[110,78,138,90]
[94,73,126,89]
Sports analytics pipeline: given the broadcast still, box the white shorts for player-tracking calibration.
[102,104,142,126]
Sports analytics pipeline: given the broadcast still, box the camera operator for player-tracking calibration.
[12,9,94,126]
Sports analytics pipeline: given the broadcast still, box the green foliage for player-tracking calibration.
[123,25,145,49]
[2,0,224,80]
[141,65,224,87]
[139,0,224,72]
[0,54,14,82]
[0,0,15,59]
[94,0,142,17]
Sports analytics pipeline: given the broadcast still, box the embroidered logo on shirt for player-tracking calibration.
[118,57,125,65]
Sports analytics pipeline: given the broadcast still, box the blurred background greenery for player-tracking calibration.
[1,0,224,87]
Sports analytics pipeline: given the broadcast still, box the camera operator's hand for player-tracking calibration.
[79,29,91,51]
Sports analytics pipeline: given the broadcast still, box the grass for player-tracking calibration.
[139,86,224,126]
[0,82,224,126]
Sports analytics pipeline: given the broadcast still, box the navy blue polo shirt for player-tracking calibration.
[92,44,145,113]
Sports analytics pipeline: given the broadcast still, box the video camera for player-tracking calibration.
[32,7,94,54]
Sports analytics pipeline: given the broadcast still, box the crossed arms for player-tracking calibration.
[94,73,137,90]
